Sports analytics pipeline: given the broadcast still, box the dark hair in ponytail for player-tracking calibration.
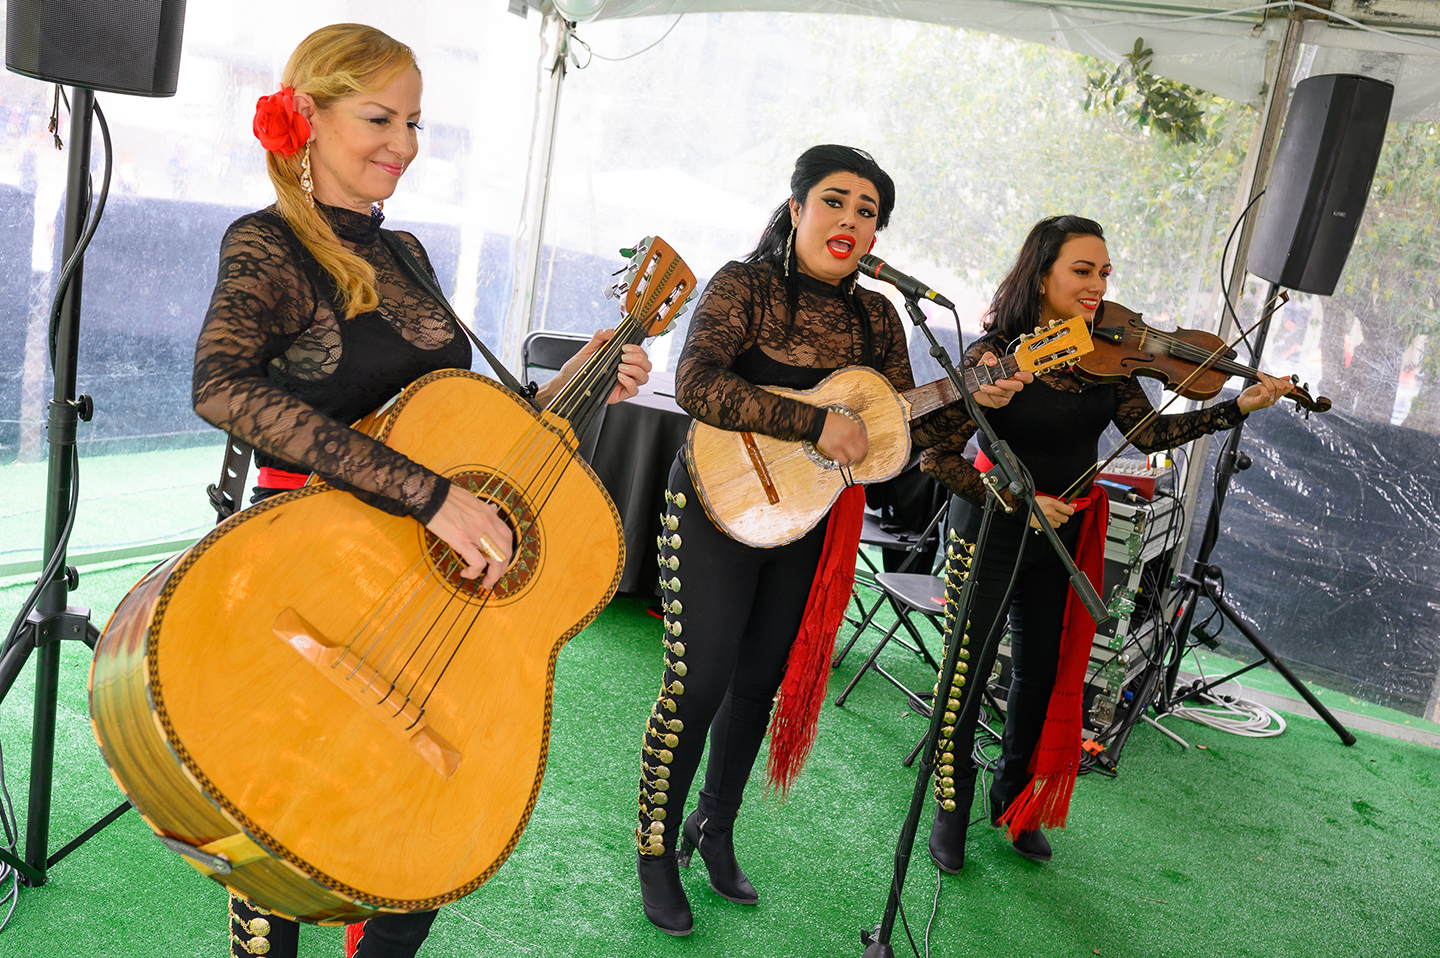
[985,215,1105,342]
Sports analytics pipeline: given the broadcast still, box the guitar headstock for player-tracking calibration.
[606,236,698,337]
[1012,316,1094,376]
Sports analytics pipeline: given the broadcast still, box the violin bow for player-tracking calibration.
[1058,289,1290,502]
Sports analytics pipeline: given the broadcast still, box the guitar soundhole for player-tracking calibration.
[422,469,540,601]
[801,405,863,470]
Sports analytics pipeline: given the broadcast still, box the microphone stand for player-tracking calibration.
[861,295,1109,956]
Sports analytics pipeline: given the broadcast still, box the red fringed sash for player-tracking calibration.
[996,483,1108,837]
[764,483,866,795]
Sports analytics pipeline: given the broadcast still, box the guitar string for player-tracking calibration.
[413,279,687,707]
[417,417,596,710]
[332,278,681,714]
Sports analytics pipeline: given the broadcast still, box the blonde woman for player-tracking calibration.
[195,23,648,958]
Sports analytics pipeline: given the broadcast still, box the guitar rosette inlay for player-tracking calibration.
[801,404,864,470]
[422,469,540,600]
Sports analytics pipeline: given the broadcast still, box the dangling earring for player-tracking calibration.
[300,142,315,208]
[783,225,795,278]
[372,200,384,216]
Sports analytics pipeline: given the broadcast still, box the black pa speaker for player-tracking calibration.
[1248,73,1393,296]
[5,0,187,98]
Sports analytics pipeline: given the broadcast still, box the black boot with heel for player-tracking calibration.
[677,810,759,905]
[637,851,693,936]
[989,785,1053,862]
[927,772,976,874]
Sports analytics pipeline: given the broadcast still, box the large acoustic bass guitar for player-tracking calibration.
[686,317,1093,547]
[89,238,696,923]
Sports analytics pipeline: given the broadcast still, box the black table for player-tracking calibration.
[588,378,691,595]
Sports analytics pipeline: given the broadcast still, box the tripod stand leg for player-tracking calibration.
[24,639,62,884]
[1203,582,1356,746]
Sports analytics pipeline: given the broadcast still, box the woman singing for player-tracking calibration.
[195,24,649,958]
[921,215,1293,873]
[634,144,1022,936]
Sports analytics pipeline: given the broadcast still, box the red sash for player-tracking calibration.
[256,466,309,489]
[975,450,1109,835]
[764,483,866,795]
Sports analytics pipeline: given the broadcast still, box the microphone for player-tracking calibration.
[856,253,955,309]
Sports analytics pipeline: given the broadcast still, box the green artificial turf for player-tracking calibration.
[1,445,1436,957]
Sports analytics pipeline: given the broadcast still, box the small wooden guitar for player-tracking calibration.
[89,238,695,923]
[685,317,1092,547]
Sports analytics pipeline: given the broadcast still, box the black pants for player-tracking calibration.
[228,485,440,957]
[229,895,437,958]
[637,456,827,856]
[945,495,1077,812]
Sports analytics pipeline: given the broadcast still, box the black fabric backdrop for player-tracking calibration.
[1177,389,1440,717]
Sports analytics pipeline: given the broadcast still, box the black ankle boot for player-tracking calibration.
[989,789,1053,862]
[928,772,976,874]
[637,852,693,936]
[928,804,970,874]
[1009,828,1052,862]
[677,810,758,905]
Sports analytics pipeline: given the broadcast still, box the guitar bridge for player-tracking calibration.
[273,607,462,779]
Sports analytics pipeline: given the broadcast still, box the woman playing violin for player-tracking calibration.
[920,214,1292,873]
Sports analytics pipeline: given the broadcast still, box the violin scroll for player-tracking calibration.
[1285,378,1331,415]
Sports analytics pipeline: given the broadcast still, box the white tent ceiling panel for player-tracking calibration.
[583,0,1440,117]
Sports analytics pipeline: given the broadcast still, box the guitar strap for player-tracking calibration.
[380,232,539,407]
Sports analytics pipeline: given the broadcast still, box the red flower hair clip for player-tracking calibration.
[253,85,311,156]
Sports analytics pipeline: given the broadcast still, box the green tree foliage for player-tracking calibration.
[871,28,1254,330]
[1083,38,1216,146]
[1324,121,1440,429]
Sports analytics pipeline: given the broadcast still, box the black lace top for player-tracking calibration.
[922,326,1246,504]
[192,204,471,523]
[673,260,962,447]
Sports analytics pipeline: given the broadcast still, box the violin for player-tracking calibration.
[1074,301,1330,414]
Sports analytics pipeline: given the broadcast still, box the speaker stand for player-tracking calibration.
[0,87,131,887]
[1158,281,1354,747]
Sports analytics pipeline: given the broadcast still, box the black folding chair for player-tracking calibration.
[834,564,950,709]
[835,461,946,666]
[833,503,946,670]
[520,329,605,462]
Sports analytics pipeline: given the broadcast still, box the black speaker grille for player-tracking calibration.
[1248,73,1394,295]
[5,0,187,98]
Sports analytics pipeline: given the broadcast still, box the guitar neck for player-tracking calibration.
[549,315,648,430]
[902,356,1023,420]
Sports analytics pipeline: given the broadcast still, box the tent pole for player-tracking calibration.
[503,12,572,374]
[1171,10,1306,560]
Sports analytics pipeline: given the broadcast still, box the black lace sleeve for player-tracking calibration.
[191,213,450,521]
[918,338,992,503]
[673,262,829,441]
[1112,378,1246,451]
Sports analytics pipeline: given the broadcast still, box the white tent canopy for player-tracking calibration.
[567,0,1440,118]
